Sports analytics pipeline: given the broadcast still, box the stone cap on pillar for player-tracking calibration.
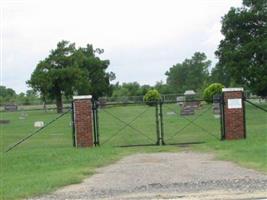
[73,95,92,100]
[222,88,244,92]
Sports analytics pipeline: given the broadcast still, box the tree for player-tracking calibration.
[165,52,211,93]
[209,64,233,87]
[154,81,173,94]
[73,45,114,98]
[215,0,267,96]
[28,41,114,113]
[0,85,16,104]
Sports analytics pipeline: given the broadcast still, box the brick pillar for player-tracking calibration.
[222,88,246,140]
[73,95,93,147]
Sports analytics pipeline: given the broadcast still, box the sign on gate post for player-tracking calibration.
[221,88,246,140]
[73,95,94,147]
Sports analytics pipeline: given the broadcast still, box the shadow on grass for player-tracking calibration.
[163,141,205,147]
[116,143,158,148]
[115,141,205,148]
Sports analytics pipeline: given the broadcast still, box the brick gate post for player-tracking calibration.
[222,88,246,140]
[73,95,94,147]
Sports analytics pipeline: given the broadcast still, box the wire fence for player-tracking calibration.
[1,108,72,153]
[245,99,267,139]
[97,103,158,147]
[1,96,266,152]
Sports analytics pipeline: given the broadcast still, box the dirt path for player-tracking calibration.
[31,152,267,200]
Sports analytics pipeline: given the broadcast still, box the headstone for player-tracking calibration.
[166,111,176,115]
[34,121,45,128]
[0,120,10,124]
[212,103,220,115]
[212,94,221,117]
[184,90,200,109]
[184,90,196,96]
[19,112,28,120]
[176,96,184,106]
[180,105,195,116]
[4,104,17,112]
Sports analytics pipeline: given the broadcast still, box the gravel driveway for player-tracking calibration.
[31,152,267,200]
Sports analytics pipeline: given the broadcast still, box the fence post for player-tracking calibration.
[92,100,97,146]
[159,100,165,145]
[242,92,247,139]
[220,93,225,140]
[96,101,100,145]
[155,102,160,145]
[71,101,76,147]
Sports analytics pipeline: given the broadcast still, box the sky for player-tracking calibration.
[0,0,242,93]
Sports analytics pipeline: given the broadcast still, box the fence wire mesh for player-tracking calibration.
[97,103,158,147]
[1,107,72,153]
[245,99,267,139]
[161,102,221,145]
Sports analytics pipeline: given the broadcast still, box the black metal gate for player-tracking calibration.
[160,100,221,145]
[92,101,161,147]
[92,99,222,147]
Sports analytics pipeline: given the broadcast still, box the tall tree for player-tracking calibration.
[165,52,211,93]
[154,81,173,94]
[73,45,114,98]
[215,0,267,96]
[28,41,114,113]
[209,63,233,87]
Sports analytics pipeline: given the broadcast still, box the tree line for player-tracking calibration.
[0,86,39,105]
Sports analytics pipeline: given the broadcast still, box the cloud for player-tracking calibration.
[1,0,242,93]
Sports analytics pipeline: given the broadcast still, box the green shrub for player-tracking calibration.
[203,83,224,103]
[144,89,161,106]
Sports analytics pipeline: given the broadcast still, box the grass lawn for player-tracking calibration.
[0,101,266,199]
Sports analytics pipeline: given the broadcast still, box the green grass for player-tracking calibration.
[0,102,266,199]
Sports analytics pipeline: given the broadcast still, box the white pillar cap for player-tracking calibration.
[222,88,244,92]
[73,95,92,100]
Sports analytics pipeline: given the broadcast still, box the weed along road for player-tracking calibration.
[31,152,267,200]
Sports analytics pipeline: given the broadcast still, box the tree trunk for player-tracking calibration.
[56,93,63,113]
[43,101,47,112]
[42,96,47,112]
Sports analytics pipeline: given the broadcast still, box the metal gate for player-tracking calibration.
[160,99,221,145]
[92,99,222,147]
[92,101,161,147]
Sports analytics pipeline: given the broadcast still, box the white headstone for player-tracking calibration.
[34,121,44,128]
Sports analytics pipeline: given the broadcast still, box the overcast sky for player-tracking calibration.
[0,0,242,93]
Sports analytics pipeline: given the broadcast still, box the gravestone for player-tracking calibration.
[4,104,17,112]
[176,96,184,106]
[213,102,221,115]
[34,121,44,128]
[180,90,199,115]
[0,120,10,124]
[212,95,221,118]
[180,105,195,116]
[19,112,28,120]
[166,111,176,115]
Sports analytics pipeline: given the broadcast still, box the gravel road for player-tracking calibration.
[31,152,267,200]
